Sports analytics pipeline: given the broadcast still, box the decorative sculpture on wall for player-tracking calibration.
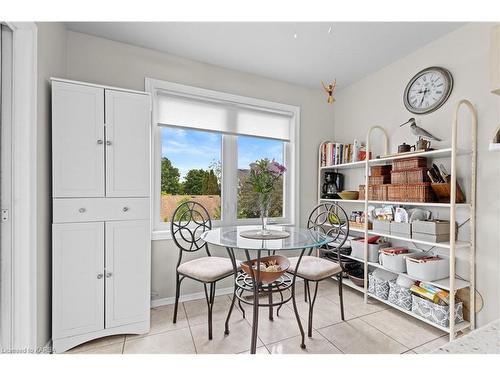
[321,79,337,104]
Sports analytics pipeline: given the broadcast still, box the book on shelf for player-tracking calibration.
[320,140,365,167]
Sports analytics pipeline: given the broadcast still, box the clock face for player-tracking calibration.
[403,67,453,114]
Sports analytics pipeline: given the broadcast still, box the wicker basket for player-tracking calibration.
[368,175,391,185]
[391,167,429,184]
[390,170,407,184]
[372,184,389,200]
[371,165,392,176]
[407,168,429,183]
[359,184,389,200]
[388,183,434,202]
[392,157,427,171]
[387,184,406,201]
[407,183,434,202]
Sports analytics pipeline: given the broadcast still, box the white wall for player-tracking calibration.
[333,23,500,326]
[36,22,67,347]
[64,30,334,302]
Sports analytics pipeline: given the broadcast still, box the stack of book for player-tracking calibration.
[320,140,366,166]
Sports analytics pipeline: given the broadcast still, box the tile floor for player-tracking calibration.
[66,279,450,354]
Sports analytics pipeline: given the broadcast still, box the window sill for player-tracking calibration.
[152,230,173,241]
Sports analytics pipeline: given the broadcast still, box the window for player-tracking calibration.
[160,126,222,223]
[147,79,299,239]
[237,136,284,219]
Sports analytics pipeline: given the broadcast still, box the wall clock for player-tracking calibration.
[403,66,453,114]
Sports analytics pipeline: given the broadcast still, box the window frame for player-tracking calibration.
[145,78,300,240]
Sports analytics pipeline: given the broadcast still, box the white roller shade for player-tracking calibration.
[156,90,292,141]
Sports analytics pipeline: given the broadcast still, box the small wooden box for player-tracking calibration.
[431,182,465,203]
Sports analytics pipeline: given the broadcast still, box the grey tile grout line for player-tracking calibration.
[314,323,346,354]
[356,315,411,352]
[182,302,198,354]
[358,309,447,352]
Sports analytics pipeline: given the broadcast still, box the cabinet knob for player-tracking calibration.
[97,139,103,145]
[97,273,103,279]
[122,206,129,212]
[106,140,112,146]
[106,272,113,278]
[78,208,86,213]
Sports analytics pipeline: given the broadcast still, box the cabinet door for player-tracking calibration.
[105,220,150,328]
[52,81,105,197]
[105,90,150,197]
[52,222,105,339]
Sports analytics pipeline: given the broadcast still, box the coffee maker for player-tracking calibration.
[321,172,344,199]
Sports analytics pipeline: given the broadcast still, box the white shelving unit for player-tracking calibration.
[317,100,477,339]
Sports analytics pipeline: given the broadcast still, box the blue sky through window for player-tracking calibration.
[161,127,283,180]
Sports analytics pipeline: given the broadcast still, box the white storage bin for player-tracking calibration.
[351,240,388,263]
[390,222,412,236]
[411,295,463,327]
[373,219,391,233]
[378,250,423,273]
[406,256,450,281]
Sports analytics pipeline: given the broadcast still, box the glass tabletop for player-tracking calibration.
[200,225,333,251]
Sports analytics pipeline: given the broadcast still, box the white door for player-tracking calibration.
[52,81,105,197]
[52,222,105,339]
[105,90,150,197]
[105,220,150,328]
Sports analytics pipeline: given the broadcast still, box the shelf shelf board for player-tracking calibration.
[368,200,471,208]
[369,230,470,249]
[369,148,470,165]
[320,198,471,208]
[320,160,366,170]
[319,148,472,171]
[367,292,471,333]
[319,198,363,203]
[366,261,470,291]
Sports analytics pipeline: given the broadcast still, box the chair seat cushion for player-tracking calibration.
[177,256,240,283]
[287,256,342,281]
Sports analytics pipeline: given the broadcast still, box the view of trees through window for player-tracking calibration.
[160,126,284,223]
[237,136,284,219]
[160,127,222,222]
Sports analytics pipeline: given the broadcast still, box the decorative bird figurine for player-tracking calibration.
[400,118,442,141]
[321,79,337,104]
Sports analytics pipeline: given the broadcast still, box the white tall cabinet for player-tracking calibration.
[51,79,151,353]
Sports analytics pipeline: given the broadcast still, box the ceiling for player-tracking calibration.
[65,22,465,88]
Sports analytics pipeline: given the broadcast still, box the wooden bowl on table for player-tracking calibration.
[338,190,360,200]
[241,255,290,284]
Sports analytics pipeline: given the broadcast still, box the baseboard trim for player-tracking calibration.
[151,287,234,308]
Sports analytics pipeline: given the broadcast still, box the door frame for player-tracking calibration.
[1,22,37,352]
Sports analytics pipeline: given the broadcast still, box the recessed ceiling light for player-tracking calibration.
[293,33,298,39]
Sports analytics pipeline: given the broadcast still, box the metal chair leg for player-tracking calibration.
[338,274,345,321]
[204,282,216,340]
[306,281,319,337]
[304,280,308,302]
[173,273,181,323]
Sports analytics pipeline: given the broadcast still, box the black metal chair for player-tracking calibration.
[171,201,241,340]
[286,203,350,337]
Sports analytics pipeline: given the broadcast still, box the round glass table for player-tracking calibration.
[201,225,333,354]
